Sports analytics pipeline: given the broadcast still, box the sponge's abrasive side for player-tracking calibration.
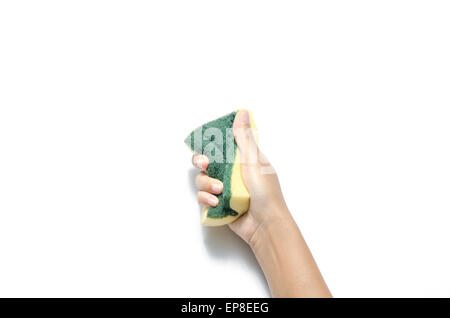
[184,110,257,226]
[185,111,238,220]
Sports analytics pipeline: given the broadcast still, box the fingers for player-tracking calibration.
[197,191,219,207]
[196,173,222,207]
[233,110,259,165]
[196,172,223,194]
[193,154,221,207]
[192,154,209,171]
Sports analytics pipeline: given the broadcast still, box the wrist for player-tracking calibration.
[248,205,296,250]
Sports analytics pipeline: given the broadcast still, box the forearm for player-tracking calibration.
[249,208,331,298]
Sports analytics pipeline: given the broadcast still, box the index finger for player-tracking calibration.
[192,154,209,171]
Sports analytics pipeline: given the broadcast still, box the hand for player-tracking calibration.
[192,110,331,297]
[192,110,290,244]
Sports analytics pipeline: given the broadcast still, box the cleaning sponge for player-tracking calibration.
[185,110,257,226]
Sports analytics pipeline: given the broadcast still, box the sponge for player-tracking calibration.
[185,110,257,226]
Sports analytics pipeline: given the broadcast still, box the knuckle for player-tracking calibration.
[195,173,202,185]
[195,174,205,188]
[197,172,210,187]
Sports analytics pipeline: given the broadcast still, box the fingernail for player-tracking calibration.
[208,196,218,206]
[212,183,222,193]
[195,158,204,169]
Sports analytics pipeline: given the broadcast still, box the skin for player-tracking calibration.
[192,110,332,298]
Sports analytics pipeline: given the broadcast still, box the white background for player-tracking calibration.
[0,1,449,297]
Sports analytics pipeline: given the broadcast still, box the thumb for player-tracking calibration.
[233,110,258,167]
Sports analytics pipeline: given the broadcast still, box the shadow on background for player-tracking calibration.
[188,168,270,296]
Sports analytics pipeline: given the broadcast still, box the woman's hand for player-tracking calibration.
[192,110,290,244]
[192,110,331,297]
